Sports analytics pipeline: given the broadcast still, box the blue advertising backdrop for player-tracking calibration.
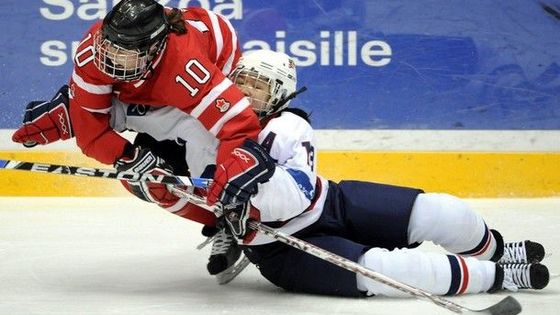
[0,0,559,129]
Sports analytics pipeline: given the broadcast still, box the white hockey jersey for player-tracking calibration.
[249,112,328,245]
[110,101,328,246]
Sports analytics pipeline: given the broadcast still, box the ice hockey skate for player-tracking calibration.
[205,228,251,285]
[490,263,550,292]
[498,240,546,264]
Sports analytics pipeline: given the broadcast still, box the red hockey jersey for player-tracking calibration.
[69,7,260,165]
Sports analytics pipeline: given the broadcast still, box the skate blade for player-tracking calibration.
[215,255,251,285]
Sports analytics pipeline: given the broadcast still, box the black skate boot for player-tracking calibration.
[207,229,240,275]
[489,263,549,292]
[206,229,250,284]
[498,241,545,264]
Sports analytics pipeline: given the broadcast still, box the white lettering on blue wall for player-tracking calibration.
[243,31,392,67]
[39,0,243,21]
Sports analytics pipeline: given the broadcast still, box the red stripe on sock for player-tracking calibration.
[457,256,470,294]
[472,229,493,257]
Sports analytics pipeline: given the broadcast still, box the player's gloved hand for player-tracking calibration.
[218,202,260,241]
[115,145,180,207]
[12,85,73,147]
[207,139,275,206]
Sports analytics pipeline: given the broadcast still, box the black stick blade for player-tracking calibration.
[471,296,521,315]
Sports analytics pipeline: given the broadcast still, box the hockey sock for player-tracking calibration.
[356,248,496,297]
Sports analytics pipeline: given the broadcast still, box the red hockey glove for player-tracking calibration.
[12,85,73,147]
[207,139,276,206]
[115,145,180,207]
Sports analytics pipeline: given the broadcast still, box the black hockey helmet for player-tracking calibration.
[94,0,169,81]
[103,0,168,52]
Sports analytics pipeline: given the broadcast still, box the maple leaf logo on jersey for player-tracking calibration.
[215,98,231,113]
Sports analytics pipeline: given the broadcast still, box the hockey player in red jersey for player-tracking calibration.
[12,0,268,282]
[67,0,265,221]
[69,0,257,165]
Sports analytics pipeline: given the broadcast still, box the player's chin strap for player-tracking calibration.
[267,86,308,116]
[168,186,522,315]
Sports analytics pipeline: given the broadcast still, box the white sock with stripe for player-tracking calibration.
[356,248,496,297]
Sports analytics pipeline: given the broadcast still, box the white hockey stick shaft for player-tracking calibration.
[0,159,211,188]
[169,187,521,315]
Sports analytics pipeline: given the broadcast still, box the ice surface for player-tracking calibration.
[0,197,558,315]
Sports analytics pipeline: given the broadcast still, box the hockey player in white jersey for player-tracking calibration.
[213,50,550,296]
[12,49,550,297]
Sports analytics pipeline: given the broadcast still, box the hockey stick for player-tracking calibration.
[170,187,522,315]
[0,159,211,188]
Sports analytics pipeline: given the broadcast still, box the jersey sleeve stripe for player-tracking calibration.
[80,106,112,114]
[190,78,233,118]
[217,13,238,75]
[206,10,224,64]
[71,70,112,95]
[209,97,250,135]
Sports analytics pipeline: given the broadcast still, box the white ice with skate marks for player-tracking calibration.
[0,197,558,314]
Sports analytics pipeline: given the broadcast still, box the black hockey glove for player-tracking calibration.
[218,202,259,241]
[114,145,180,206]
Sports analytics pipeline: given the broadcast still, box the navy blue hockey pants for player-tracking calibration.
[243,180,423,297]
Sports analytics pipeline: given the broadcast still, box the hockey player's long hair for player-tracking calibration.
[166,8,188,34]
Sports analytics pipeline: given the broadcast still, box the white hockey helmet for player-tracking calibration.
[230,49,298,117]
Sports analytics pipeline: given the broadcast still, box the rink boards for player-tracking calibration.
[1,2,559,198]
[0,130,558,198]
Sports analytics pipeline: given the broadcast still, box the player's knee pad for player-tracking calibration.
[407,193,488,254]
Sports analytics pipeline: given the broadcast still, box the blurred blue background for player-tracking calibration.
[1,0,559,129]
